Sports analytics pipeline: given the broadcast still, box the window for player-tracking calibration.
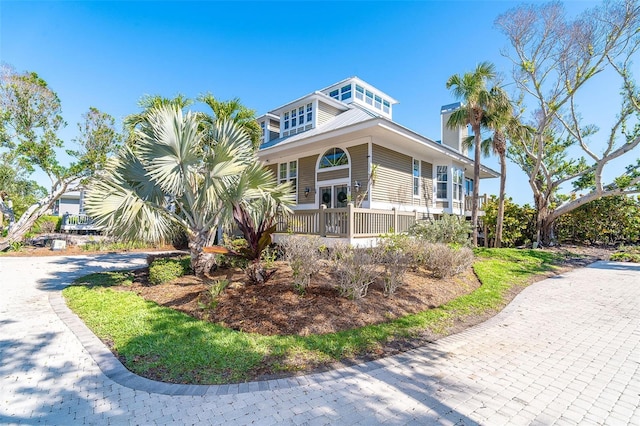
[465,178,474,196]
[355,85,364,100]
[413,159,420,197]
[365,90,374,105]
[319,148,348,169]
[436,166,448,199]
[260,121,265,136]
[279,161,298,195]
[282,104,313,136]
[340,84,352,100]
[329,89,339,99]
[383,100,390,114]
[374,95,382,110]
[453,168,463,201]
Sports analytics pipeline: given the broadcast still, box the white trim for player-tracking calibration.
[315,146,352,171]
[412,158,421,199]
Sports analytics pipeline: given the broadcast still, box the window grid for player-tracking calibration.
[413,159,420,197]
[436,166,448,199]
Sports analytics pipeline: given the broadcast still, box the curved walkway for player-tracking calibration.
[0,255,639,425]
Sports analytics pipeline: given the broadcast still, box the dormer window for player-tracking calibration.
[355,85,364,100]
[281,103,314,137]
[341,85,352,101]
[365,90,374,105]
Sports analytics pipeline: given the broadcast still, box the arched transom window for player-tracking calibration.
[319,148,348,169]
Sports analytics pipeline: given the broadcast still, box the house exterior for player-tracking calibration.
[53,189,100,233]
[256,77,498,244]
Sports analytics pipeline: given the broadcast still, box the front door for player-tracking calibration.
[319,184,349,208]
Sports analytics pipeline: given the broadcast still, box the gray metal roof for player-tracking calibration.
[259,105,380,150]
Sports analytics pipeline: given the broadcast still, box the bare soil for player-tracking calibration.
[104,244,612,337]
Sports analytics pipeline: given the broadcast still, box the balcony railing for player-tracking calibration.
[60,214,101,233]
[464,194,488,214]
[276,204,420,238]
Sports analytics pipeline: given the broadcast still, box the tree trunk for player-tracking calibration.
[470,124,482,247]
[494,153,507,248]
[188,230,216,278]
[0,192,61,251]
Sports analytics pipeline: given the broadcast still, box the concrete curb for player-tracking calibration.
[49,288,409,396]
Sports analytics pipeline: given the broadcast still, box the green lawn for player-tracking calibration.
[63,248,568,384]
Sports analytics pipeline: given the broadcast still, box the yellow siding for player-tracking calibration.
[419,161,433,207]
[371,144,413,205]
[318,101,340,125]
[317,168,349,181]
[347,144,369,202]
[298,155,317,202]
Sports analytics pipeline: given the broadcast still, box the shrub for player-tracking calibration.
[377,236,410,297]
[482,197,536,247]
[330,243,383,300]
[149,256,192,285]
[410,241,473,278]
[279,235,325,294]
[409,214,472,246]
[555,196,640,245]
[610,245,640,263]
[31,215,62,234]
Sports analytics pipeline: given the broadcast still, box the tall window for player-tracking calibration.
[436,166,448,199]
[355,85,364,100]
[465,178,474,196]
[319,148,348,168]
[453,168,463,201]
[413,159,420,197]
[306,103,312,122]
[279,161,298,195]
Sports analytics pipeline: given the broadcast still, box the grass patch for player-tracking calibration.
[610,245,640,263]
[63,248,566,384]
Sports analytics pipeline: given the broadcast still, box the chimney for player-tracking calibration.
[440,102,468,156]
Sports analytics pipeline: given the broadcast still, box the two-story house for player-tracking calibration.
[256,77,498,245]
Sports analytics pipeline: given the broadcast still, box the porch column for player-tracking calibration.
[392,207,398,234]
[347,203,354,239]
[319,204,327,237]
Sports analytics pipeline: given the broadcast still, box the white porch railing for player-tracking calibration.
[276,204,419,238]
[464,194,488,213]
[60,214,101,233]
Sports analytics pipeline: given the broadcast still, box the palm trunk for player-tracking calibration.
[470,124,482,247]
[188,229,216,277]
[494,153,507,248]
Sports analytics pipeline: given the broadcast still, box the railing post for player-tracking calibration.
[347,203,354,239]
[393,207,398,234]
[319,205,327,237]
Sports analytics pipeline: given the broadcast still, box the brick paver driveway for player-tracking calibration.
[1,255,639,425]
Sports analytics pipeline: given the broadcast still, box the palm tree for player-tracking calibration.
[446,62,499,246]
[123,94,192,146]
[199,94,262,150]
[85,105,293,277]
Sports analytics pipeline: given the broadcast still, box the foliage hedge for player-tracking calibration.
[481,195,640,247]
[149,256,192,285]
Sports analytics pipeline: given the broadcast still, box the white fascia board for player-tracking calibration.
[257,112,280,121]
[258,118,380,159]
[268,92,348,116]
[376,122,500,178]
[319,76,399,105]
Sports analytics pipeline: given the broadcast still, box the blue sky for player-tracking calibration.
[1,0,609,205]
